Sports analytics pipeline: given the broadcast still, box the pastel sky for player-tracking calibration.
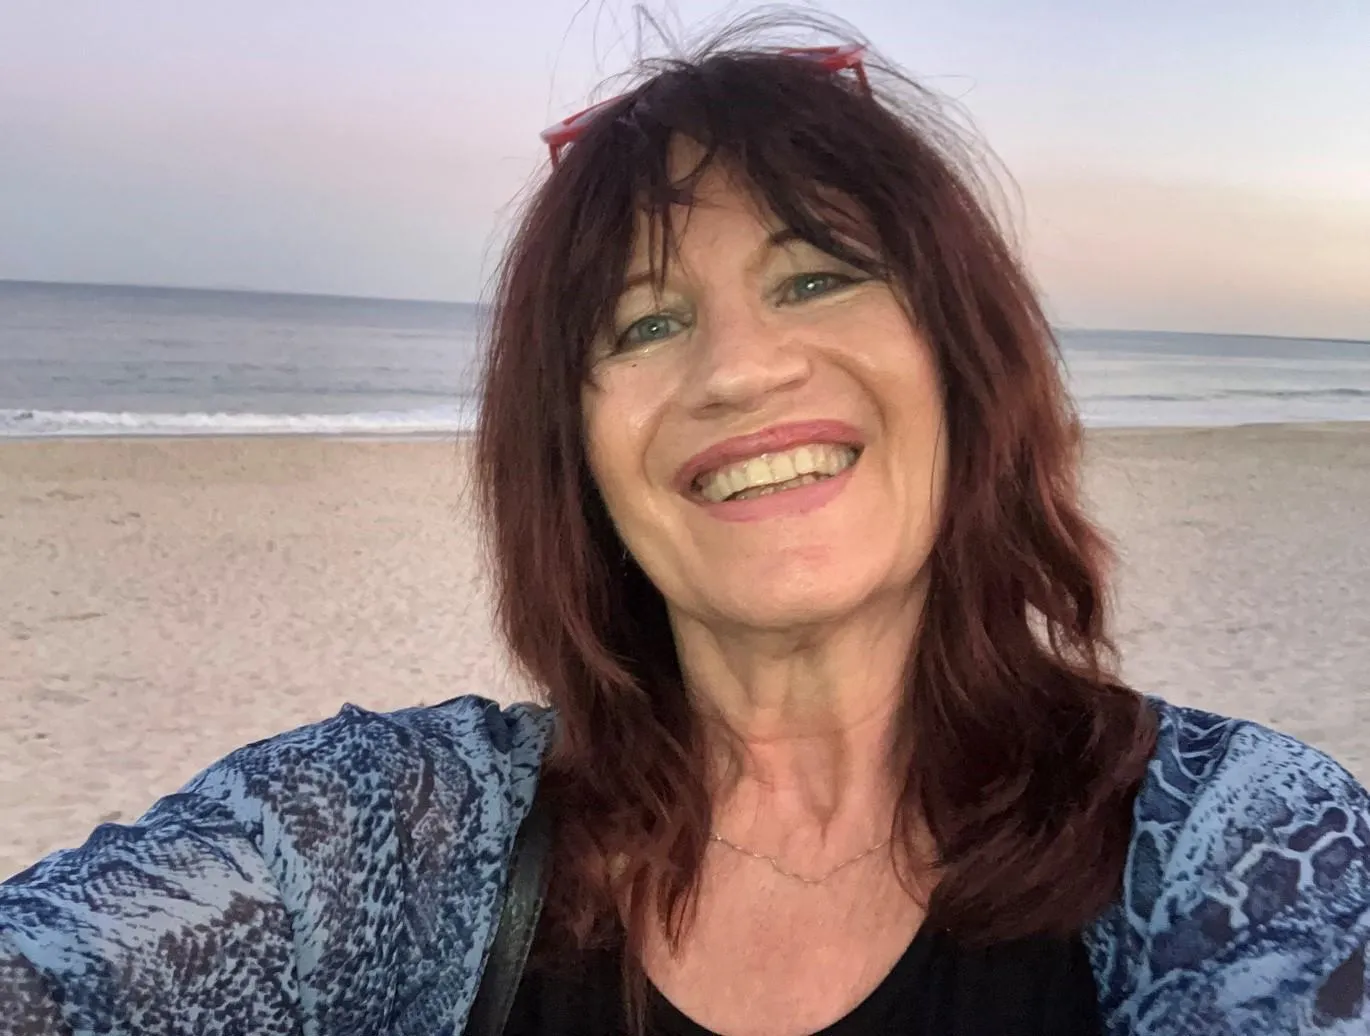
[2,0,1367,338]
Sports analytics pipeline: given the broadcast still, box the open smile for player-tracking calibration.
[674,420,866,521]
[694,443,860,502]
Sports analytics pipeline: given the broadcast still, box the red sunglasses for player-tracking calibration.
[538,43,871,168]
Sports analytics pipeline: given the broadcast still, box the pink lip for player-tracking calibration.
[673,420,865,494]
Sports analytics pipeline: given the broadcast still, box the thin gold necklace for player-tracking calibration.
[708,832,892,886]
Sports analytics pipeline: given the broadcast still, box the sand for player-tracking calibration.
[2,426,1368,879]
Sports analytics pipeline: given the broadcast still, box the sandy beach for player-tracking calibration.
[2,426,1368,879]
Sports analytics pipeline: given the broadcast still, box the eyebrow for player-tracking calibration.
[618,227,805,294]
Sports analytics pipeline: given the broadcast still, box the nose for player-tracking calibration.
[683,305,812,415]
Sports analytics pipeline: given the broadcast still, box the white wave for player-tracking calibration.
[0,406,476,438]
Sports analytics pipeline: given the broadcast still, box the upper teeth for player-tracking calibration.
[696,443,858,503]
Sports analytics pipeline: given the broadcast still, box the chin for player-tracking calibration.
[713,565,890,632]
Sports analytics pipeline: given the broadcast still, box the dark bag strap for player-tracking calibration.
[464,788,553,1036]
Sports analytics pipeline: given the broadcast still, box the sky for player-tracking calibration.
[1,0,1367,339]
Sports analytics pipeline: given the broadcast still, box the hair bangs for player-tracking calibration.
[558,54,903,356]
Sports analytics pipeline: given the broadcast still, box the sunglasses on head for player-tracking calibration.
[538,43,871,168]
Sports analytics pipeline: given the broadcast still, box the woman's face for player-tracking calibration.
[583,158,948,636]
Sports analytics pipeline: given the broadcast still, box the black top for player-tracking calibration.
[504,924,1103,1035]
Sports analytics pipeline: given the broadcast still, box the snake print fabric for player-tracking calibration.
[1,696,1366,1034]
[1084,700,1370,1033]
[0,697,552,1035]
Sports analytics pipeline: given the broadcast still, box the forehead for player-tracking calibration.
[624,146,782,274]
[619,135,880,286]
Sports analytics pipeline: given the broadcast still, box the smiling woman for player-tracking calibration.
[2,13,1369,1036]
[477,30,1128,1034]
[471,19,1369,1036]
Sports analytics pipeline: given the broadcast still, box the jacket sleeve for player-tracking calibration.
[0,697,548,1036]
[1104,706,1370,1035]
[0,788,304,1035]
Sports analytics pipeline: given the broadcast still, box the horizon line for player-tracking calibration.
[3,277,1366,347]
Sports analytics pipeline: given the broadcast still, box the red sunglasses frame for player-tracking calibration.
[538,43,871,168]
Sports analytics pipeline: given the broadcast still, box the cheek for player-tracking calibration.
[582,393,626,511]
[909,377,949,516]
[581,373,665,528]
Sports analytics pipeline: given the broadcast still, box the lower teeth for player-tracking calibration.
[728,472,829,502]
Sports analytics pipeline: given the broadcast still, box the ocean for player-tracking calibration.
[2,280,1368,436]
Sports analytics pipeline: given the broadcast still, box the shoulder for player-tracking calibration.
[1134,698,1367,892]
[183,694,555,837]
[181,694,557,1011]
[1133,699,1369,934]
[1088,697,1370,1035]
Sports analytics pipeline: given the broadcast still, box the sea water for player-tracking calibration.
[3,280,1368,436]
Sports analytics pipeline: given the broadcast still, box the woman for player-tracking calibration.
[2,24,1368,1036]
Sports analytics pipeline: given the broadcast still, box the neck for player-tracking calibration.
[672,592,920,848]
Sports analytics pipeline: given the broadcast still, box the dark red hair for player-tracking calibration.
[473,14,1155,978]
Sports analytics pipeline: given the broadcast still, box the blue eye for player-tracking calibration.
[618,313,685,349]
[784,272,854,303]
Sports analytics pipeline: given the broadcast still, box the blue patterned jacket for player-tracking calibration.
[2,695,1368,1035]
